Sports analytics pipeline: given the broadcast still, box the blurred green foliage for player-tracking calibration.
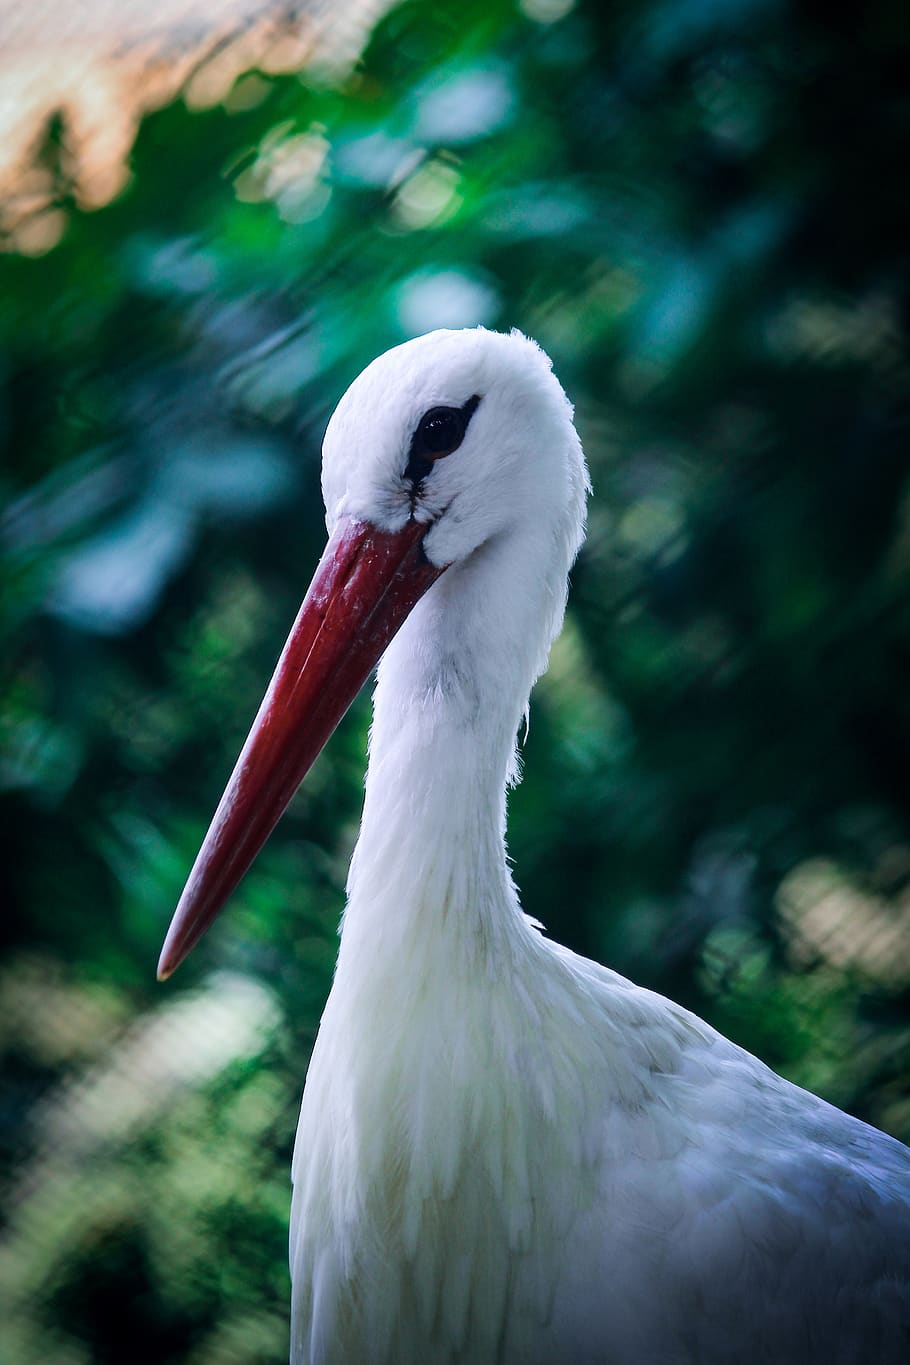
[2,0,910,1359]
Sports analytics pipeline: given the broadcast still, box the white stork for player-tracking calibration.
[158,327,910,1364]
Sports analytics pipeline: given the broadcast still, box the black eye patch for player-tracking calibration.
[405,394,481,485]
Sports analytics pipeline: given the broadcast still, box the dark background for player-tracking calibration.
[2,0,909,1360]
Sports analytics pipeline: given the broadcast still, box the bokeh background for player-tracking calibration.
[2,0,910,1360]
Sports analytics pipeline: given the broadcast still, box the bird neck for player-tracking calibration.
[337,534,551,978]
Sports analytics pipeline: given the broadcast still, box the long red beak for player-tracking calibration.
[157,515,445,980]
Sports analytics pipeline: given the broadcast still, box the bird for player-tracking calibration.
[158,326,910,1364]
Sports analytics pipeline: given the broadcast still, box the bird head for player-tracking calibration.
[157,327,587,979]
[322,326,586,568]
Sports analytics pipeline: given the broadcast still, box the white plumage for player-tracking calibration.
[161,327,910,1364]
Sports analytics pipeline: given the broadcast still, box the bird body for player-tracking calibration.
[292,925,910,1363]
[160,328,910,1364]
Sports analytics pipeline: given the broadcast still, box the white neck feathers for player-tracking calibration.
[338,523,569,981]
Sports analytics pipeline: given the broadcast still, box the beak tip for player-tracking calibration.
[156,932,181,982]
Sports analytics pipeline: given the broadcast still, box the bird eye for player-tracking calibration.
[405,394,481,485]
[416,408,463,456]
